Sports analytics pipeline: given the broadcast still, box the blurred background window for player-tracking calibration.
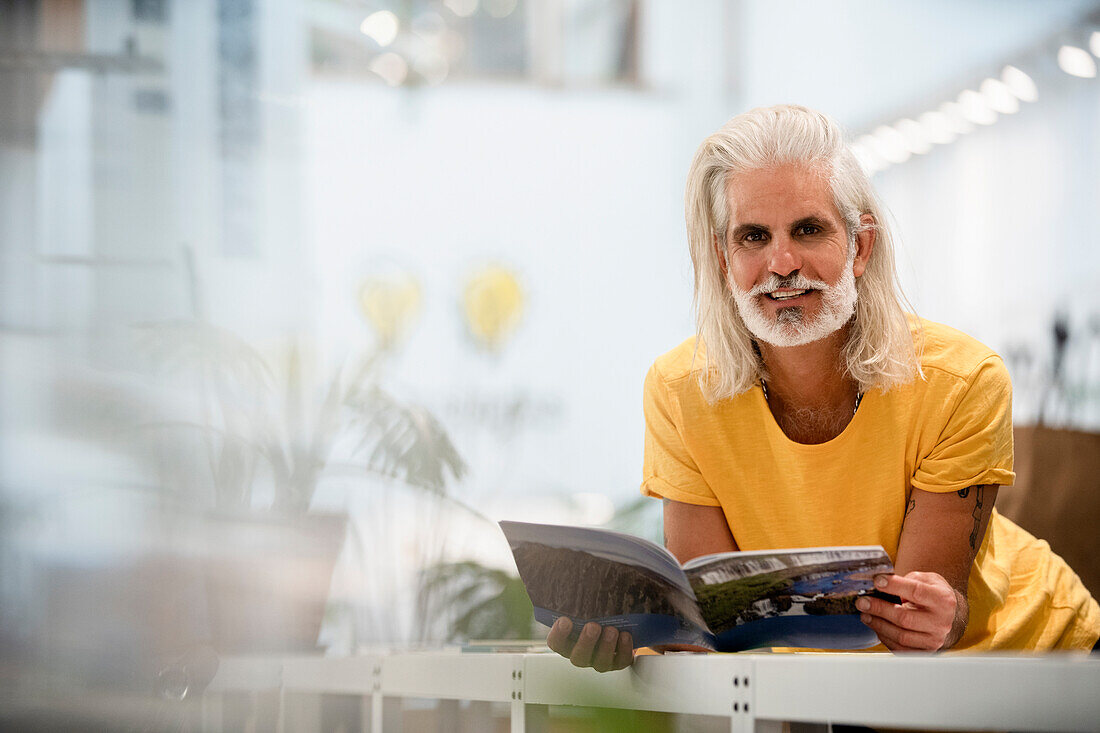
[309,0,640,87]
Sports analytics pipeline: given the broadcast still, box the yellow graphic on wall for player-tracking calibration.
[462,265,524,352]
[359,272,422,350]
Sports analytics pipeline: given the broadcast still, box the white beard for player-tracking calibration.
[730,252,858,348]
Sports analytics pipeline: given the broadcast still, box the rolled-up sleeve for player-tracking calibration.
[911,356,1015,492]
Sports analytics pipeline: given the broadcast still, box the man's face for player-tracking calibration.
[719,164,868,348]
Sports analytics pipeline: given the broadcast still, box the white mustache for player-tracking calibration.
[747,273,829,297]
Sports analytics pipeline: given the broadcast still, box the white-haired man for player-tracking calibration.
[549,105,1099,671]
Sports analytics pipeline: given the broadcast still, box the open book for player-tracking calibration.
[500,520,894,652]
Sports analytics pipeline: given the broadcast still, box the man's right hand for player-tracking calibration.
[546,617,634,672]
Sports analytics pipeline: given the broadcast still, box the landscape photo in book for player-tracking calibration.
[685,548,893,650]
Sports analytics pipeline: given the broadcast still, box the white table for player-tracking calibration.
[204,651,1100,732]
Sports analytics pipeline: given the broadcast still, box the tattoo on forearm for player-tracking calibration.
[969,486,985,549]
[956,486,970,499]
[904,497,916,518]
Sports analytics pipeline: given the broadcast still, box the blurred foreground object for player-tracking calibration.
[133,320,466,653]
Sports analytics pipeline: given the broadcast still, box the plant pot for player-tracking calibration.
[202,511,347,654]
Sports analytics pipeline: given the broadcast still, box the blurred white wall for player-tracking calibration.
[879,80,1100,426]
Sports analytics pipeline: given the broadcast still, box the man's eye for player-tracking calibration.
[744,232,766,243]
[796,225,820,236]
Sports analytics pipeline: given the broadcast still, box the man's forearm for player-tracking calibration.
[663,499,738,563]
[892,486,997,651]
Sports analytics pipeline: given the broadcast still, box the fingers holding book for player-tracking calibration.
[547,617,635,672]
[856,572,958,651]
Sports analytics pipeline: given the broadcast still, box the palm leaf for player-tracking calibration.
[346,387,466,494]
[132,320,275,396]
[133,320,467,513]
[419,560,534,641]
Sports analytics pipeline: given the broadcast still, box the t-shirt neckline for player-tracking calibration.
[756,382,868,450]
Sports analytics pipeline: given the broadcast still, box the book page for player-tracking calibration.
[683,546,893,651]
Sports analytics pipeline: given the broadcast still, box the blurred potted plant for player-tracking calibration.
[133,320,465,653]
[416,560,537,643]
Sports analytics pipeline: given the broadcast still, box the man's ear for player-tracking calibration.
[852,213,876,278]
[713,233,728,277]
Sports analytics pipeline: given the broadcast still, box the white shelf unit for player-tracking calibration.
[203,651,1100,732]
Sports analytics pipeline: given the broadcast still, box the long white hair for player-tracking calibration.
[685,104,920,401]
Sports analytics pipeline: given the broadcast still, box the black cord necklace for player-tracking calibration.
[760,379,864,415]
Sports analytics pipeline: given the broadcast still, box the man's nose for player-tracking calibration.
[767,234,802,277]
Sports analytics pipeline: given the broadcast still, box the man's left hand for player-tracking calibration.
[856,571,960,652]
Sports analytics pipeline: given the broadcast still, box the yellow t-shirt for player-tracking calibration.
[640,318,1100,651]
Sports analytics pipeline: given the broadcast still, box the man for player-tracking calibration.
[548,104,1099,672]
